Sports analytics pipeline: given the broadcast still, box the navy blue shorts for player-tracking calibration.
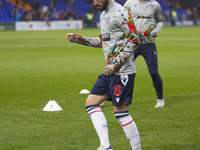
[90,73,135,106]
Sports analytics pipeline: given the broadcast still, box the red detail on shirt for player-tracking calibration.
[124,57,129,60]
[107,58,110,64]
[78,35,82,41]
[127,12,137,34]
[144,32,148,37]
[129,38,139,45]
[99,38,102,46]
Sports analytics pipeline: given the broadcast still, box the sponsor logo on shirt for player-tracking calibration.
[137,15,151,19]
[101,33,110,41]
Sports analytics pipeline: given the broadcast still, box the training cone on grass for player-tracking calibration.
[80,89,90,94]
[43,100,63,111]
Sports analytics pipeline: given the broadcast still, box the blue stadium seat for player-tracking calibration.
[0,0,188,23]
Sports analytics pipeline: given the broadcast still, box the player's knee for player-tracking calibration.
[149,70,159,79]
[85,99,91,107]
[84,95,100,107]
[113,104,129,112]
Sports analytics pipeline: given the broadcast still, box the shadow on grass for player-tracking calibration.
[164,93,200,107]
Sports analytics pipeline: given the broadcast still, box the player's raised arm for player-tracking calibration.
[66,33,102,48]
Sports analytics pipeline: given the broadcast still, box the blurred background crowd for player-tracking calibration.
[0,0,199,27]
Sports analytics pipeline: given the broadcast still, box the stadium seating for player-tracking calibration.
[0,0,14,22]
[55,0,90,19]
[0,0,188,23]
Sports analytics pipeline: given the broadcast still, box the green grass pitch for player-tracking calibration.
[0,26,199,150]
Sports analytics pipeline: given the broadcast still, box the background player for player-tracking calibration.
[124,0,165,108]
[67,0,142,149]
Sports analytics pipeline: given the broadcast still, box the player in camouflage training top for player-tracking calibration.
[124,0,165,108]
[67,0,142,149]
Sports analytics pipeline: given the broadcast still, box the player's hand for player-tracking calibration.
[137,29,144,39]
[104,66,114,75]
[66,33,74,42]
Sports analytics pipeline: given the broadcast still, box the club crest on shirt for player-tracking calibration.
[150,5,155,10]
[121,75,128,86]
[134,4,137,7]
[106,17,111,24]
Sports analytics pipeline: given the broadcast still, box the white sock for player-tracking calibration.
[115,111,141,150]
[86,105,110,148]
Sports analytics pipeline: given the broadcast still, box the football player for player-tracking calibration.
[124,0,165,108]
[67,0,142,149]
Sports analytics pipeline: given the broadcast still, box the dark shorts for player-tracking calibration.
[90,73,135,106]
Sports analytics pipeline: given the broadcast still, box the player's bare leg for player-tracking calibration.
[85,94,109,106]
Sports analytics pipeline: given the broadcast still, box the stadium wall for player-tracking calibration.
[0,20,83,31]
[0,23,15,31]
[164,20,200,26]
[1,20,200,31]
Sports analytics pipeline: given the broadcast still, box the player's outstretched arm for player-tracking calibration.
[66,33,102,48]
